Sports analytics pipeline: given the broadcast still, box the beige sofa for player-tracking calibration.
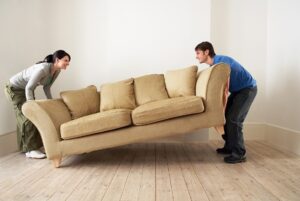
[22,63,230,167]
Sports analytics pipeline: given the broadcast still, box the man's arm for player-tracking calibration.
[223,78,230,110]
[214,78,230,134]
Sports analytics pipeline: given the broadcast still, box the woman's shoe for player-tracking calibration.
[25,150,46,159]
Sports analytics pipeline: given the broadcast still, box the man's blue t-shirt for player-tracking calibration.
[212,55,256,92]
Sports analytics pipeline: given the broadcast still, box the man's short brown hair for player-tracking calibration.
[195,41,216,57]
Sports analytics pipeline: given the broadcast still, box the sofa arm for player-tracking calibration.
[22,99,71,159]
[196,62,230,119]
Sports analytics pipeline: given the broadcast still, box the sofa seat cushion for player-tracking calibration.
[61,109,132,140]
[132,96,204,125]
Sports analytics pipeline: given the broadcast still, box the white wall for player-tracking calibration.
[0,0,50,135]
[105,0,211,80]
[2,0,299,138]
[0,0,211,135]
[266,0,300,131]
[211,0,300,132]
[211,0,268,123]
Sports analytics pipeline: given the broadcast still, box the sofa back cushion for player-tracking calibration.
[134,74,169,105]
[100,78,136,112]
[60,85,100,119]
[164,65,198,98]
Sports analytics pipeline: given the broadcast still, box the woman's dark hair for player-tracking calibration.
[195,41,216,57]
[36,50,71,64]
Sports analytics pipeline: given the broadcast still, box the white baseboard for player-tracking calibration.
[209,122,300,156]
[0,131,18,157]
[209,122,266,141]
[1,123,299,156]
[264,123,300,155]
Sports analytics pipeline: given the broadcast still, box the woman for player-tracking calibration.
[4,50,71,159]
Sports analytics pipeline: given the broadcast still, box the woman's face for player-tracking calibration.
[55,56,70,70]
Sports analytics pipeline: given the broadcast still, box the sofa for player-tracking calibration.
[22,63,230,167]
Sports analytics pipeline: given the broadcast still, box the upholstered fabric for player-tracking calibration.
[134,74,169,105]
[132,96,204,125]
[36,99,72,134]
[60,85,100,119]
[164,65,198,98]
[60,109,132,140]
[100,78,136,112]
[21,63,230,163]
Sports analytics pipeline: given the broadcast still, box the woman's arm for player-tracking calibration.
[43,71,60,99]
[43,85,52,99]
[26,70,46,100]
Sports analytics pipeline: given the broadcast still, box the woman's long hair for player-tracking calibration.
[36,50,71,64]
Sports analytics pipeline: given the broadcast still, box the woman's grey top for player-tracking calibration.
[9,62,60,100]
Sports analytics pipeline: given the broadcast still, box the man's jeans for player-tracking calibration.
[223,86,257,156]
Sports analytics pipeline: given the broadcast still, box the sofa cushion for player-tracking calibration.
[100,78,136,112]
[164,65,198,98]
[60,85,100,119]
[132,96,204,125]
[134,74,169,106]
[60,109,132,139]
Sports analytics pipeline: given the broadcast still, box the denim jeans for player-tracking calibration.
[223,86,257,156]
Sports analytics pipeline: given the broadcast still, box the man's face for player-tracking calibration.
[195,49,209,64]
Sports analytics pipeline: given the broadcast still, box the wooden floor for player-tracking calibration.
[0,141,299,201]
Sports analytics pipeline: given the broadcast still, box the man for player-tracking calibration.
[195,41,257,163]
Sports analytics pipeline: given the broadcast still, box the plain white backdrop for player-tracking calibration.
[0,0,299,135]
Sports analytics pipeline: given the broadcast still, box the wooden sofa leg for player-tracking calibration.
[52,157,62,168]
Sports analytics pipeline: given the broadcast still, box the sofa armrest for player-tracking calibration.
[22,99,71,159]
[196,62,230,119]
